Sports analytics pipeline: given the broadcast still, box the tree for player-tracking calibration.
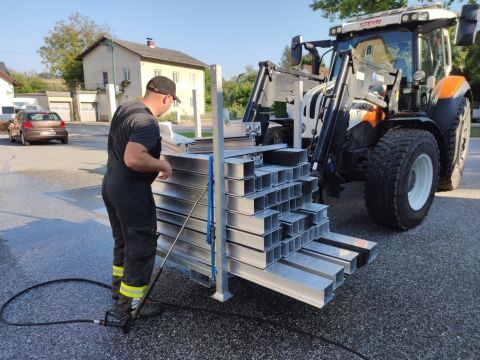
[38,13,111,88]
[309,0,480,99]
[309,0,470,21]
[222,66,258,119]
[204,68,212,111]
[8,70,48,93]
[464,38,480,99]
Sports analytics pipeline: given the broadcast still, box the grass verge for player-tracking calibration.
[177,131,213,138]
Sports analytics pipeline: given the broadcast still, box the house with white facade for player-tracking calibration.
[0,62,20,115]
[77,37,207,120]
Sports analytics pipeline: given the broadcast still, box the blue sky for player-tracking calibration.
[0,1,468,80]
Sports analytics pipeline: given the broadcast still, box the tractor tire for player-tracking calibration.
[365,129,439,230]
[438,97,471,191]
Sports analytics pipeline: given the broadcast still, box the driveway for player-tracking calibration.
[0,136,479,359]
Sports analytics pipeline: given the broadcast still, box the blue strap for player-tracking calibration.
[206,155,216,280]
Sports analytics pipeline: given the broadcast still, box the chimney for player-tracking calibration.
[146,37,155,48]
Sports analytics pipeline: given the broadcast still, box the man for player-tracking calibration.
[102,76,177,317]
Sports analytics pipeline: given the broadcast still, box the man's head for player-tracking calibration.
[142,76,181,116]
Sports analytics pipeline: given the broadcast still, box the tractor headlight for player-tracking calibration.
[418,12,429,21]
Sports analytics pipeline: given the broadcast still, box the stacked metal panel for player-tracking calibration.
[153,148,377,309]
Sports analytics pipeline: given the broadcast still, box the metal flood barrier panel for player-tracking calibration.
[155,147,377,310]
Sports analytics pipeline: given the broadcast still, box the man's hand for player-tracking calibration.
[157,160,172,180]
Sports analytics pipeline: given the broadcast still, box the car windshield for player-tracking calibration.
[330,30,413,87]
[27,113,61,121]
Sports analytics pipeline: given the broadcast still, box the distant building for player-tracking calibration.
[77,36,207,117]
[0,61,20,114]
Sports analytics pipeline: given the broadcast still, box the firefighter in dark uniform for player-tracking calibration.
[102,76,177,317]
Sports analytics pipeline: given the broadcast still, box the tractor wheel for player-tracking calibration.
[438,97,471,191]
[365,129,439,230]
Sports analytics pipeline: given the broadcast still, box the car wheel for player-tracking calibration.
[8,131,16,143]
[61,138,68,144]
[365,129,439,230]
[21,132,30,146]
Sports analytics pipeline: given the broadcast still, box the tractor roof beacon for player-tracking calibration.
[243,3,480,230]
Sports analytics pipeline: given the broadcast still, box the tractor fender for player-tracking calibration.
[428,76,473,135]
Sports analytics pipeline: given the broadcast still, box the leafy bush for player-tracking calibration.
[157,111,178,123]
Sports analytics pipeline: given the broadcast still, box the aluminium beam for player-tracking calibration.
[226,209,279,235]
[161,153,255,179]
[281,252,344,289]
[223,143,288,159]
[226,227,281,251]
[300,203,329,224]
[157,234,212,265]
[256,169,278,187]
[157,221,209,251]
[154,194,209,220]
[316,232,377,267]
[156,208,207,234]
[228,259,334,309]
[263,148,308,166]
[152,181,209,205]
[227,243,281,269]
[301,241,358,275]
[299,176,319,194]
[225,177,256,196]
[279,212,307,237]
[156,245,211,278]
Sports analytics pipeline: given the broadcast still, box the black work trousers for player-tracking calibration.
[101,163,157,288]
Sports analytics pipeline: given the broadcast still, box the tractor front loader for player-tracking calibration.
[243,3,479,230]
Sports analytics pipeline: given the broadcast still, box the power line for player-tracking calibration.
[0,50,38,56]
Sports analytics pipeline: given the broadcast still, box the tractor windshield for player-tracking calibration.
[331,30,414,87]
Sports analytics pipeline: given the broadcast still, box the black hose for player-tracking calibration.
[0,278,110,326]
[0,278,369,360]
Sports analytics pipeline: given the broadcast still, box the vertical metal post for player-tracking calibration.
[293,80,303,149]
[211,64,232,302]
[193,89,202,138]
[110,42,117,94]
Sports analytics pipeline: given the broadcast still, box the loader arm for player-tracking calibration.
[311,49,402,196]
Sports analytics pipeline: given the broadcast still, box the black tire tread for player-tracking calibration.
[438,97,470,191]
[365,129,438,230]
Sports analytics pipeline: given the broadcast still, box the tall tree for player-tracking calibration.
[309,0,479,99]
[309,0,469,21]
[38,13,110,88]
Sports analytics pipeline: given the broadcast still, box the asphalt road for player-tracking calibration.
[0,134,479,360]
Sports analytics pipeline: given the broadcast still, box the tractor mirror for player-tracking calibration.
[291,35,303,66]
[455,4,480,46]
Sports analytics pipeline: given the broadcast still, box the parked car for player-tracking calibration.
[8,110,68,146]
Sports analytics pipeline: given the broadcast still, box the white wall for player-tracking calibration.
[82,43,206,117]
[140,61,205,116]
[82,44,142,103]
[0,78,14,107]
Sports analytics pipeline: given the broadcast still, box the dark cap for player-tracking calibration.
[146,76,181,103]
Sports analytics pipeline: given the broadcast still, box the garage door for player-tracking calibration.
[80,102,98,122]
[50,102,72,122]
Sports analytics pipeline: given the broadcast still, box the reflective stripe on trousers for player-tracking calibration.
[120,281,148,299]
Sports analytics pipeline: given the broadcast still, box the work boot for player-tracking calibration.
[112,276,122,301]
[116,294,163,319]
